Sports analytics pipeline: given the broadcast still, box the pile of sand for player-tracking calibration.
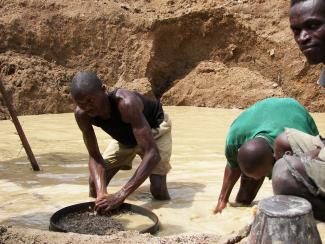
[0,225,249,244]
[0,0,324,120]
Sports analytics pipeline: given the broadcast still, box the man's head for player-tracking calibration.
[70,71,107,117]
[237,137,274,180]
[290,0,325,64]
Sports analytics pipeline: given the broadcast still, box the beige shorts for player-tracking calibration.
[285,128,325,196]
[102,113,172,175]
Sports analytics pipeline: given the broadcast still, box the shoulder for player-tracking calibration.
[74,107,92,125]
[74,107,86,119]
[115,89,143,112]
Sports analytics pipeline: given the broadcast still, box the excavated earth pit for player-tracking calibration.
[0,0,324,120]
[0,0,325,243]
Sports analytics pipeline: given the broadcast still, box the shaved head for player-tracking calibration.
[237,137,274,179]
[70,71,103,98]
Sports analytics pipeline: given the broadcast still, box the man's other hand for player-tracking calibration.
[213,199,227,214]
[94,192,125,214]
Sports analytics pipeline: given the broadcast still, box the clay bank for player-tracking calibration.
[1,0,325,243]
[0,0,325,120]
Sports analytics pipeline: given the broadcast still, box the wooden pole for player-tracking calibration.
[0,77,40,171]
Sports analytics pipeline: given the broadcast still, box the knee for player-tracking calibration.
[272,158,301,196]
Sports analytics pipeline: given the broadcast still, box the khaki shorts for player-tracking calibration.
[102,113,172,175]
[285,128,325,196]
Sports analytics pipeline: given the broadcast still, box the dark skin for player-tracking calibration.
[272,150,325,221]
[214,140,273,214]
[73,87,169,214]
[274,131,325,160]
[273,131,325,220]
[290,0,325,65]
[273,132,293,161]
[214,165,265,213]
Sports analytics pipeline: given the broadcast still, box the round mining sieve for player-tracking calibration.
[49,202,159,235]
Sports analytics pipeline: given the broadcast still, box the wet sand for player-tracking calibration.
[0,106,324,241]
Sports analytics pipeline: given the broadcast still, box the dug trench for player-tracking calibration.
[0,0,324,120]
[0,0,325,243]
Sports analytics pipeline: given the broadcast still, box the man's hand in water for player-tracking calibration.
[213,199,227,214]
[94,191,126,214]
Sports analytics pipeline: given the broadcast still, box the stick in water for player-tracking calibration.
[0,77,40,171]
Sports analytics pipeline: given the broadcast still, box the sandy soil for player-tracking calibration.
[0,225,244,244]
[0,0,325,242]
[0,0,324,120]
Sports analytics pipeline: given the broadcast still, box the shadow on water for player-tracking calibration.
[131,181,206,210]
[0,212,52,230]
[0,152,90,187]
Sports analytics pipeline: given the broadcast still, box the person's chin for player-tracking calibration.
[303,51,324,65]
[87,112,97,117]
[307,58,323,65]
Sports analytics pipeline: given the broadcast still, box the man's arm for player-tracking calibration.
[74,108,108,199]
[95,90,160,212]
[214,165,241,214]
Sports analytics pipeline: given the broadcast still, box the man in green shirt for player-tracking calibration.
[214,97,319,214]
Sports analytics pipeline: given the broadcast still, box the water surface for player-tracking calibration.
[0,106,324,238]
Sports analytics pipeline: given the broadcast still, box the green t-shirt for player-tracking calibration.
[226,98,319,171]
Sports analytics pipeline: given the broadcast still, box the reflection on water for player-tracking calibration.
[0,107,325,239]
[113,213,153,231]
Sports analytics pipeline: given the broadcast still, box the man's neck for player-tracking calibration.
[100,94,111,119]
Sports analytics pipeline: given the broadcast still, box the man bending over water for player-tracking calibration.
[71,72,172,214]
[214,97,319,214]
[272,0,325,221]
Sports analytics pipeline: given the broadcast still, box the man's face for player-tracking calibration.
[243,165,269,180]
[73,92,104,117]
[290,0,325,64]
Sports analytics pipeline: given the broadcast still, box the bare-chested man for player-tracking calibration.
[272,0,325,221]
[70,72,172,214]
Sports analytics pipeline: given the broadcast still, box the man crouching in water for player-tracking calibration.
[70,71,172,214]
[272,0,325,221]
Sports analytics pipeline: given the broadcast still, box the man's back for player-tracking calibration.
[226,97,319,168]
[92,89,164,146]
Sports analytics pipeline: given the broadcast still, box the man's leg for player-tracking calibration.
[272,155,325,221]
[148,113,172,200]
[149,174,170,200]
[235,174,265,205]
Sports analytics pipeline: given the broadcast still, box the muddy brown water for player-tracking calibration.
[0,106,325,239]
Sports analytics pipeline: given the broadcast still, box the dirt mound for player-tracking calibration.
[0,0,324,119]
[0,225,236,244]
[162,61,284,108]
